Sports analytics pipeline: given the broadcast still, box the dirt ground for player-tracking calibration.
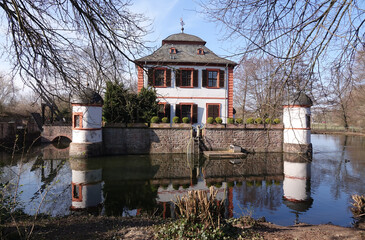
[2,215,365,240]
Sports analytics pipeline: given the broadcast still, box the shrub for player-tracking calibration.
[227,118,234,124]
[182,117,190,123]
[215,117,223,124]
[236,118,243,124]
[273,118,280,124]
[246,117,254,124]
[255,118,263,124]
[173,116,180,123]
[207,117,215,124]
[161,117,169,123]
[151,116,160,123]
[265,118,272,124]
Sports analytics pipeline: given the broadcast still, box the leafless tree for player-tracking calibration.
[201,0,365,97]
[234,56,319,119]
[0,73,18,113]
[0,0,150,118]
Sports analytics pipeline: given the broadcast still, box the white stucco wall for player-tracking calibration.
[72,129,102,143]
[283,107,311,129]
[73,105,102,128]
[144,65,229,125]
[283,161,311,201]
[284,129,311,145]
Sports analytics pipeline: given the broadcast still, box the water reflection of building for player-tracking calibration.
[283,153,313,223]
[70,158,103,210]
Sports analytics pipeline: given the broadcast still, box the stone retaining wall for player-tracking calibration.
[102,125,283,155]
[203,126,283,153]
[102,127,192,155]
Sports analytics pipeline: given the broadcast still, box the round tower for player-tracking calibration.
[69,88,103,158]
[283,92,313,154]
[70,158,102,210]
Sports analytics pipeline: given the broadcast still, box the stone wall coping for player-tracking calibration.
[205,123,283,130]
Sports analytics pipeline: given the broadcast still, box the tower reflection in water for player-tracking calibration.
[70,158,103,211]
[283,153,313,224]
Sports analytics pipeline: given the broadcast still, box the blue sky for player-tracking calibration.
[0,0,236,93]
[131,0,236,59]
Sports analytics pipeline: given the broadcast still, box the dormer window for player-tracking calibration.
[197,48,204,55]
[170,47,177,54]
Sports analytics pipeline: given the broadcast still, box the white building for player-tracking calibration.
[135,32,237,125]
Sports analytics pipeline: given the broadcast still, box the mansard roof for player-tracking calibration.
[135,32,236,67]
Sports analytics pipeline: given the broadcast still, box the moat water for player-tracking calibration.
[1,134,364,227]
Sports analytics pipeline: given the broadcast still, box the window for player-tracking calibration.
[73,113,83,129]
[175,69,198,88]
[306,114,311,128]
[175,103,198,123]
[72,183,82,202]
[158,103,171,121]
[208,71,218,87]
[181,105,192,120]
[181,70,192,86]
[170,47,177,54]
[197,48,204,55]
[202,69,225,88]
[207,104,220,119]
[155,69,165,86]
[148,68,171,87]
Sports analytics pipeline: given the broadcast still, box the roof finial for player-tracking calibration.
[180,18,185,33]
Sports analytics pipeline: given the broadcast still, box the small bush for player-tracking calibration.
[207,117,215,124]
[215,117,223,124]
[173,116,180,123]
[273,118,280,124]
[182,117,190,123]
[265,118,272,124]
[161,117,169,123]
[236,118,243,124]
[255,118,263,124]
[246,118,254,124]
[227,118,234,124]
[151,116,160,123]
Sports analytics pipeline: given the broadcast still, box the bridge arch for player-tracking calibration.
[41,125,72,143]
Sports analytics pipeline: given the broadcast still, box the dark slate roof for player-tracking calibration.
[285,92,313,106]
[71,88,104,105]
[163,33,206,44]
[136,33,236,66]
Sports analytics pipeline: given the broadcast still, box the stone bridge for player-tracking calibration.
[42,125,72,143]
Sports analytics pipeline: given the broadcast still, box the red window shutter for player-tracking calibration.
[193,70,198,87]
[165,104,171,121]
[175,104,181,119]
[148,68,154,86]
[175,70,181,87]
[166,69,171,87]
[219,70,225,88]
[202,70,207,87]
[192,104,198,123]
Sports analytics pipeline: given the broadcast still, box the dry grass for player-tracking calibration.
[174,186,224,229]
[351,194,365,217]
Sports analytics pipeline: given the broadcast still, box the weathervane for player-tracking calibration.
[180,18,185,33]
